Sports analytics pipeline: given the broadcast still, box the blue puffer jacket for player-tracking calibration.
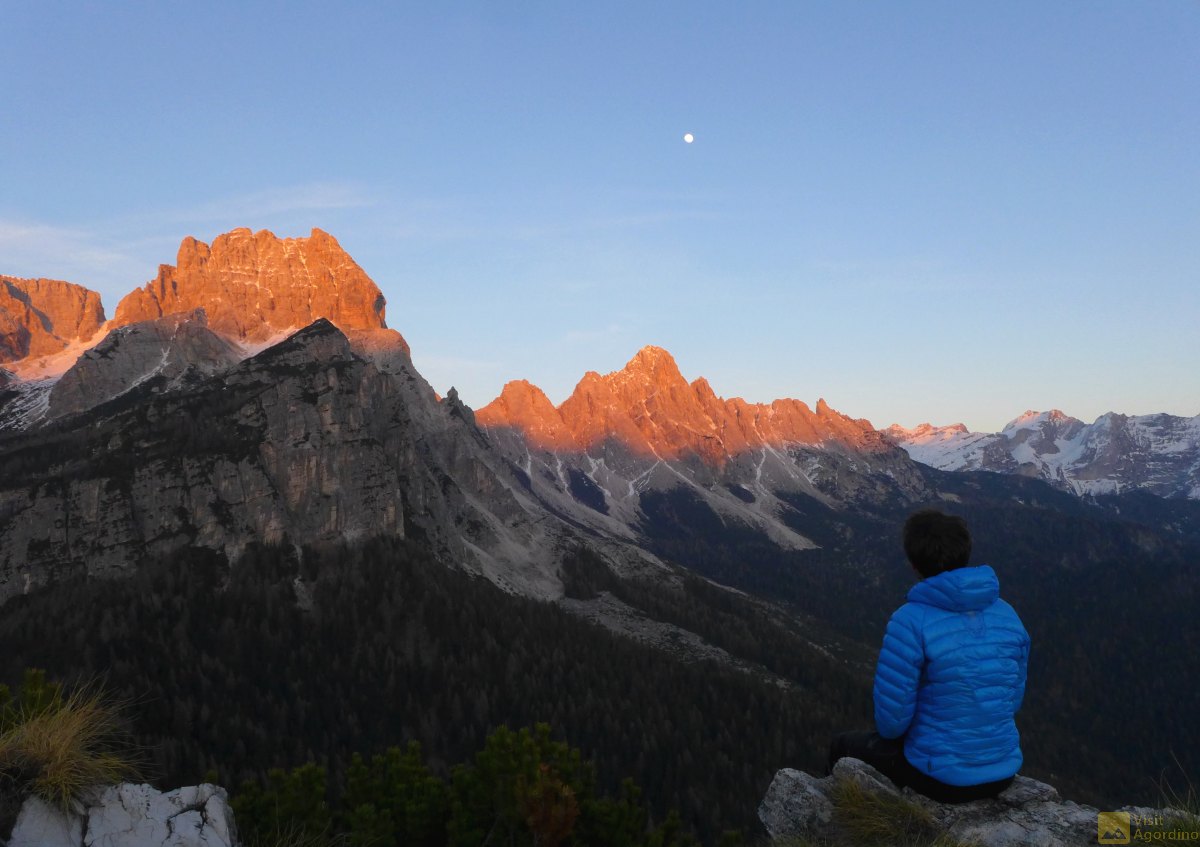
[873,565,1030,786]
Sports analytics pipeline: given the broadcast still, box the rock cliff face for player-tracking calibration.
[477,346,926,549]
[0,319,650,606]
[113,227,387,343]
[0,276,106,363]
[758,759,1188,847]
[47,309,241,419]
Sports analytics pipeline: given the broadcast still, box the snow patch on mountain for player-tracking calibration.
[0,378,55,432]
[882,422,999,472]
[886,410,1200,500]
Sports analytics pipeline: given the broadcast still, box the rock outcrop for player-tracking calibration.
[0,276,106,363]
[47,309,241,419]
[113,227,388,343]
[759,758,1185,847]
[7,782,236,847]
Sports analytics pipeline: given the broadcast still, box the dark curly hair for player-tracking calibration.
[903,509,972,578]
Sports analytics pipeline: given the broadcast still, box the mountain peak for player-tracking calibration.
[1003,408,1081,433]
[483,348,891,461]
[113,228,389,344]
[617,345,686,385]
[475,379,577,450]
[246,318,354,371]
[498,378,553,401]
[481,379,561,419]
[1,275,106,363]
[627,344,675,367]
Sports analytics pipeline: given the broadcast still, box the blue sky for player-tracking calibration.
[2,2,1196,432]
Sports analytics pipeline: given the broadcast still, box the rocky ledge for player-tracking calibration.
[6,783,236,847]
[759,758,1184,847]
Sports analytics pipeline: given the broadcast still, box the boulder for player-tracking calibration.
[7,783,237,847]
[759,758,1182,847]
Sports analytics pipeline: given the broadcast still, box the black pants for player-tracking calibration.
[827,731,1013,804]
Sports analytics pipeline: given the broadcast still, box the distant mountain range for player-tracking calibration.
[1,226,1197,608]
[3,229,1195,501]
[885,409,1200,500]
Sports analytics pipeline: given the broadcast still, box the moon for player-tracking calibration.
[683,133,694,144]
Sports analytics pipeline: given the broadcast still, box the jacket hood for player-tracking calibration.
[907,564,1000,612]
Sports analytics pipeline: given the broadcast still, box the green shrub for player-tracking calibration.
[342,741,447,847]
[234,762,334,845]
[232,723,704,846]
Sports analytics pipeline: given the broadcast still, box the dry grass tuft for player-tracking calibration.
[0,682,140,813]
[826,778,976,847]
[1156,760,1200,836]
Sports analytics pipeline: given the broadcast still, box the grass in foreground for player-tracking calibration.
[0,670,140,814]
[828,779,977,847]
[1144,762,1200,840]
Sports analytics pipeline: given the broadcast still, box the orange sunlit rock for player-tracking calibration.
[475,379,579,451]
[0,276,106,363]
[113,227,387,343]
[478,345,889,463]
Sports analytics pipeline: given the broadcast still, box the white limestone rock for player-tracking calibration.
[7,783,237,847]
[8,794,84,847]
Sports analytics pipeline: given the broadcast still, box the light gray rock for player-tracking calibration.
[7,783,236,847]
[48,309,240,420]
[760,758,1182,847]
[757,768,834,840]
[8,794,84,847]
[831,756,900,796]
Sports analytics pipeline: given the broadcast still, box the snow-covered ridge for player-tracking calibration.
[885,409,1200,500]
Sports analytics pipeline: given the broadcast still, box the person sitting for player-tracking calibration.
[828,509,1030,803]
